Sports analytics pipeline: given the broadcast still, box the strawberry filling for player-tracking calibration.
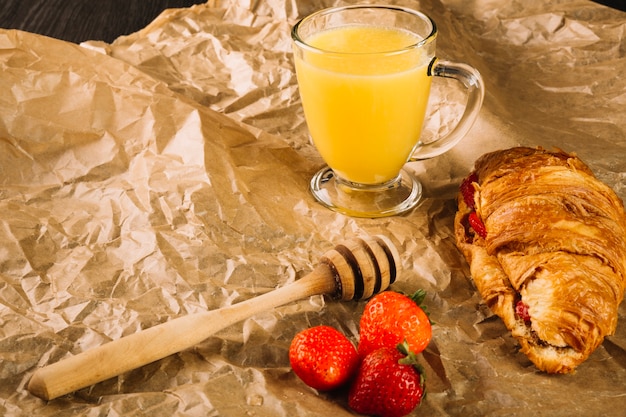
[515,300,531,323]
[460,172,478,210]
[460,172,487,239]
[468,212,487,238]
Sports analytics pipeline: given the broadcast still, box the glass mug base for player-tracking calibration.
[310,167,423,218]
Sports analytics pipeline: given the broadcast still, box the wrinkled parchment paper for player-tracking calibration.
[1,0,625,416]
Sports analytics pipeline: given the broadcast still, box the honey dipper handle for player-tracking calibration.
[27,264,337,401]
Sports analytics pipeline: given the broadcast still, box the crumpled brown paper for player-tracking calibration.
[1,0,625,416]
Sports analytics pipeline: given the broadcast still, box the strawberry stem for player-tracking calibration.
[396,340,427,389]
[409,290,433,325]
[409,289,426,306]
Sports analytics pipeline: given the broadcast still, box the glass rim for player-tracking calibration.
[291,4,438,56]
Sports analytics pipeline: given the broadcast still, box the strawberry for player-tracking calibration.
[348,342,426,417]
[289,325,359,391]
[460,172,478,209]
[468,211,487,238]
[358,290,432,358]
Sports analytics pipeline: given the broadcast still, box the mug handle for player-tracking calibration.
[409,59,485,161]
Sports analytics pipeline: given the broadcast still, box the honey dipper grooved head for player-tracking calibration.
[321,236,400,300]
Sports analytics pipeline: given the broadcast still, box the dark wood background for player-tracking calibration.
[0,0,624,45]
[0,0,206,44]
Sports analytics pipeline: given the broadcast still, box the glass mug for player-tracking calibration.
[291,5,484,218]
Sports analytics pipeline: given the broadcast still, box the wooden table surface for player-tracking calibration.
[0,0,624,45]
[0,0,207,44]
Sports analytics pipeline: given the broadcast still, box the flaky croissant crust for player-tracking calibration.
[455,147,626,373]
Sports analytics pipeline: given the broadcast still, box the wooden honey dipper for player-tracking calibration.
[28,236,399,400]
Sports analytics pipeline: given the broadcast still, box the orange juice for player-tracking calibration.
[295,25,432,185]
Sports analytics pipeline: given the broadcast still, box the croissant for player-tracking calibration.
[454,147,626,373]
